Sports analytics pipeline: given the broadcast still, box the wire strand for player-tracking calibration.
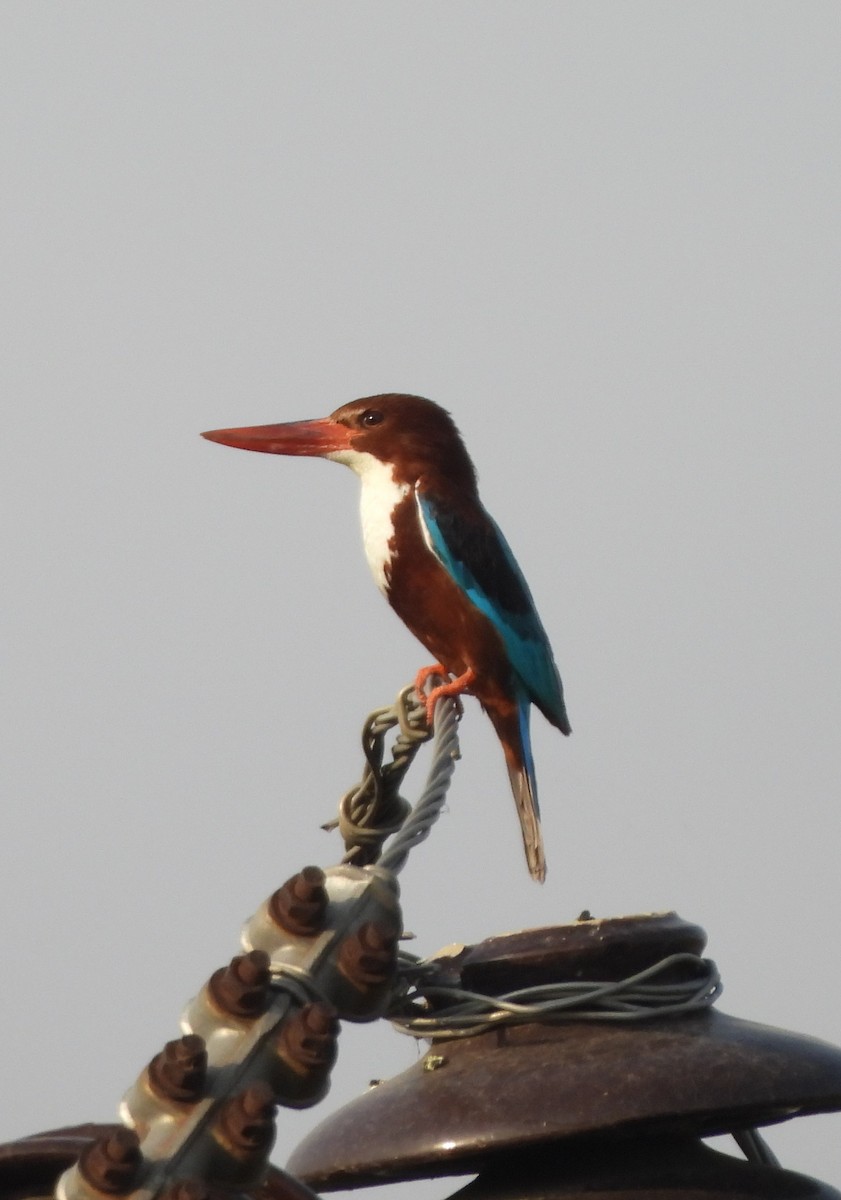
[379,692,461,875]
[389,951,722,1039]
[327,681,460,874]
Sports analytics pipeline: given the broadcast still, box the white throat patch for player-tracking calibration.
[327,448,410,593]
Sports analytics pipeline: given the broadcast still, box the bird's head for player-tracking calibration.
[202,393,477,491]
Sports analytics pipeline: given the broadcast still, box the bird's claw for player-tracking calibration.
[418,667,476,726]
[415,663,447,714]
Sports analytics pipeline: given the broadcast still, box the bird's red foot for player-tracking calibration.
[415,663,447,707]
[420,667,476,726]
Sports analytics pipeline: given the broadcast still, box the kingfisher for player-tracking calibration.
[202,394,570,881]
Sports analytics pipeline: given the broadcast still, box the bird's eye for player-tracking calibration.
[360,409,384,427]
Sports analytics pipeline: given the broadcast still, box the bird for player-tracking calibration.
[202,394,570,881]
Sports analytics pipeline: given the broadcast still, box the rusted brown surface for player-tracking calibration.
[269,868,328,938]
[287,1009,841,1187]
[0,1125,317,1200]
[207,950,271,1019]
[147,1035,207,1104]
[287,914,841,1189]
[278,1003,339,1075]
[0,1126,124,1200]
[447,911,707,992]
[336,921,397,991]
[212,1082,277,1163]
[77,1128,141,1194]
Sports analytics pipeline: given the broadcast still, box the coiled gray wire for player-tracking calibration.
[389,950,722,1039]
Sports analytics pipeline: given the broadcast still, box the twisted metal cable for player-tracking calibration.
[379,692,461,875]
[389,951,722,1039]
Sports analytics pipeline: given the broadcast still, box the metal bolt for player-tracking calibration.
[338,921,397,990]
[279,1001,339,1074]
[214,1081,276,1159]
[147,1034,207,1104]
[269,866,327,936]
[77,1128,142,1194]
[208,950,271,1019]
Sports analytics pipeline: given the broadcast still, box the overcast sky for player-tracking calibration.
[2,2,840,1192]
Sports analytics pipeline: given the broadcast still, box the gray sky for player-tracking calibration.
[2,2,840,1191]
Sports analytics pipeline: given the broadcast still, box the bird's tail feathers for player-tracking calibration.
[517,699,539,820]
[493,699,546,883]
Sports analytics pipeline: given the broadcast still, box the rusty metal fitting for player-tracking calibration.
[147,1034,207,1104]
[203,1081,278,1189]
[77,1128,142,1195]
[338,921,397,990]
[278,1002,339,1075]
[207,950,271,1020]
[268,867,328,937]
[265,1002,340,1108]
[212,1081,277,1165]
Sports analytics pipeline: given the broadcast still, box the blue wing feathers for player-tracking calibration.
[416,490,570,733]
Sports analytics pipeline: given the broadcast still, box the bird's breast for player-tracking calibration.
[357,458,411,594]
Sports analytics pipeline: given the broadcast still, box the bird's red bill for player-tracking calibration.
[201,418,352,457]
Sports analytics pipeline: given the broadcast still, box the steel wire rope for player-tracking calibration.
[378,690,461,875]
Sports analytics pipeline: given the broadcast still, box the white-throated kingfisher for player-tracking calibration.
[202,394,570,881]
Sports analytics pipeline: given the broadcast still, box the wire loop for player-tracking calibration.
[389,950,722,1039]
[328,680,460,872]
